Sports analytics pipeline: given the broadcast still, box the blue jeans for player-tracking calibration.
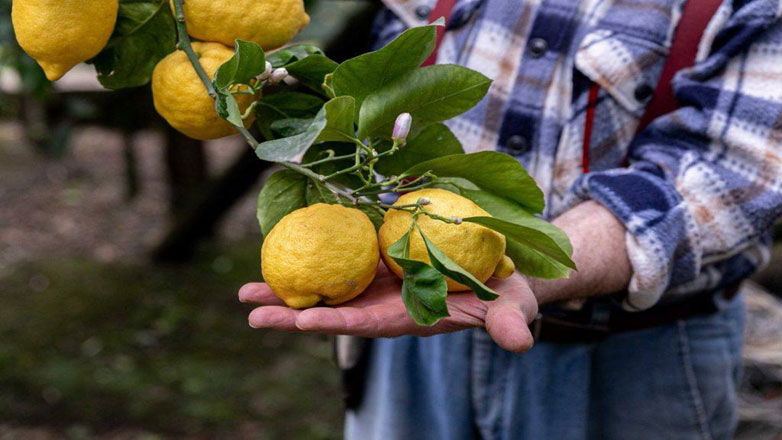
[345,294,744,440]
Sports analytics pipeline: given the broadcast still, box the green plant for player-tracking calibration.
[10,0,577,325]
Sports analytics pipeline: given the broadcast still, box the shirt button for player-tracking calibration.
[634,83,654,102]
[415,5,432,19]
[506,135,529,152]
[528,38,548,58]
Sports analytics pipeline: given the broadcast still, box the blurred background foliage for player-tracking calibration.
[0,1,381,438]
[0,0,779,439]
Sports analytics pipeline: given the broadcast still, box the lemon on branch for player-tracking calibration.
[379,189,515,291]
[152,42,256,141]
[172,0,310,51]
[262,204,380,309]
[11,0,119,81]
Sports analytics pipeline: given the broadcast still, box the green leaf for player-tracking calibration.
[255,105,327,162]
[375,123,463,176]
[270,118,313,137]
[91,0,176,89]
[462,217,576,271]
[317,96,356,143]
[445,187,573,279]
[257,170,308,236]
[285,54,338,95]
[323,73,336,98]
[387,230,449,326]
[304,180,338,205]
[266,44,324,67]
[404,151,545,213]
[214,91,244,127]
[257,92,325,118]
[254,96,354,162]
[357,65,492,139]
[416,226,499,301]
[332,20,442,116]
[213,40,266,89]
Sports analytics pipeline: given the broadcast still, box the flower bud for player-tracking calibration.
[283,75,300,87]
[259,61,273,80]
[270,67,288,84]
[418,197,431,206]
[392,113,412,143]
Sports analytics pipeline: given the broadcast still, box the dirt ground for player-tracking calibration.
[0,121,260,271]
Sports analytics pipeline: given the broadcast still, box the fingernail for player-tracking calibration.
[249,320,259,329]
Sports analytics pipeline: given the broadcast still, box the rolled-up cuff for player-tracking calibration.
[572,168,699,310]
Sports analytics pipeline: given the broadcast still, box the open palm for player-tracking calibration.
[239,263,539,353]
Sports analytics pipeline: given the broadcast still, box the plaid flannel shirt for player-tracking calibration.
[376,0,782,310]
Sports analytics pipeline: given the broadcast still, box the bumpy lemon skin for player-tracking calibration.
[12,0,119,81]
[379,189,507,291]
[262,204,380,309]
[152,42,256,141]
[173,0,310,51]
[493,255,516,279]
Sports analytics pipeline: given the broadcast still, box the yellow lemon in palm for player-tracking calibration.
[152,42,256,141]
[12,0,119,81]
[262,204,380,309]
[379,189,515,291]
[173,0,310,51]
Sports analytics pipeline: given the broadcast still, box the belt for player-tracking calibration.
[530,283,742,344]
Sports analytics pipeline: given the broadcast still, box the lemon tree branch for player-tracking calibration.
[170,1,445,214]
[171,0,216,98]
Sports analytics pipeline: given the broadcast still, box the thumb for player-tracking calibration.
[485,301,535,353]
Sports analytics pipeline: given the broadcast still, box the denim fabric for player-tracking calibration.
[345,294,744,440]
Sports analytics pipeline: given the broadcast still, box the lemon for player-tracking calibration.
[379,189,514,291]
[262,204,380,309]
[12,0,119,81]
[173,0,310,51]
[152,42,256,141]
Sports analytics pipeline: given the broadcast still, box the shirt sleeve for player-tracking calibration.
[572,3,782,310]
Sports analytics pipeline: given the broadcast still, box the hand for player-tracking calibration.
[238,263,539,353]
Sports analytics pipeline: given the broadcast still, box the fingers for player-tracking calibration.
[238,283,286,306]
[296,307,356,335]
[485,274,539,353]
[248,306,301,332]
[295,305,411,337]
[485,302,535,353]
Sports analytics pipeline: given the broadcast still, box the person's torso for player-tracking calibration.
[376,0,727,219]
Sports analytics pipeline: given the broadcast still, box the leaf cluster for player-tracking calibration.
[55,3,577,326]
[241,22,575,325]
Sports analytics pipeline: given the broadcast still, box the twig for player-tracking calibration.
[171,0,216,98]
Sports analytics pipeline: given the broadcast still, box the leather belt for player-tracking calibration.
[530,283,741,344]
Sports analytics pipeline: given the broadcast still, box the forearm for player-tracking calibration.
[528,201,632,305]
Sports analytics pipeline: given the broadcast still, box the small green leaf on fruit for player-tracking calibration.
[257,170,308,236]
[403,151,545,214]
[462,216,576,271]
[214,40,266,89]
[387,230,450,326]
[416,226,499,301]
[214,91,245,128]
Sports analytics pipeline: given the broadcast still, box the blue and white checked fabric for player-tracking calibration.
[376,0,782,310]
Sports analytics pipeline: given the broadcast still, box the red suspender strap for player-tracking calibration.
[422,0,459,66]
[583,0,723,172]
[635,0,723,133]
[582,83,600,173]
